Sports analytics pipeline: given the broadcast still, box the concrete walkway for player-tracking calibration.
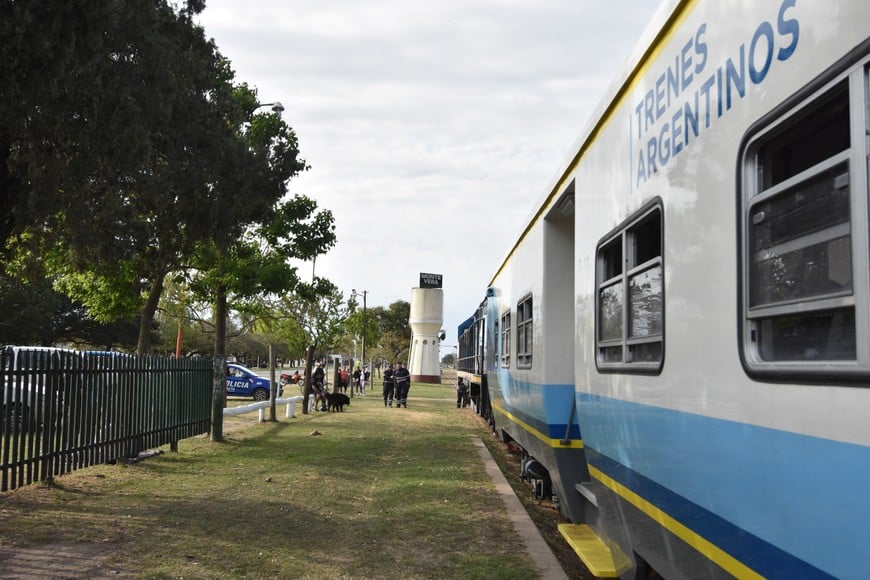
[473,437,569,580]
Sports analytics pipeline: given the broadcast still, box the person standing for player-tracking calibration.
[456,378,469,408]
[339,366,349,393]
[382,364,395,407]
[313,362,325,388]
[312,362,327,411]
[393,362,411,408]
[352,366,361,396]
[361,366,370,397]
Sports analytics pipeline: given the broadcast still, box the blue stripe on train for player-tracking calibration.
[578,393,868,579]
[587,450,832,578]
[491,376,581,440]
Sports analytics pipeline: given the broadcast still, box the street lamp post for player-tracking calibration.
[352,289,368,375]
[252,101,285,114]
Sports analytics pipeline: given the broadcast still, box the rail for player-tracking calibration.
[223,396,304,422]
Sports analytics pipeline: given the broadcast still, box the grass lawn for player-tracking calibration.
[0,375,589,579]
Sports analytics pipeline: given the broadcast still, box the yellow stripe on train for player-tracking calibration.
[589,465,763,579]
[491,401,584,449]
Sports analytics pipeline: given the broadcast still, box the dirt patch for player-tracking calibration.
[0,542,128,578]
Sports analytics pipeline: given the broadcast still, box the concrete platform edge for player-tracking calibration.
[472,436,569,580]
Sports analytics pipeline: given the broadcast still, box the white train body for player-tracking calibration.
[467,1,870,577]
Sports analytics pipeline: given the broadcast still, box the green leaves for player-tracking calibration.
[0,2,337,353]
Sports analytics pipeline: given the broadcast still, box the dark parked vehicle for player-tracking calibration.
[1,345,81,432]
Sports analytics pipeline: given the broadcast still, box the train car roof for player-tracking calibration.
[457,314,475,339]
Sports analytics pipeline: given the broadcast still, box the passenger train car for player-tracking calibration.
[457,1,870,577]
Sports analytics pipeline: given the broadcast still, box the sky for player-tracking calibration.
[196,0,663,355]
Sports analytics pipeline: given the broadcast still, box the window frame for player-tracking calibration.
[516,295,533,369]
[500,311,511,368]
[595,199,664,374]
[738,54,870,382]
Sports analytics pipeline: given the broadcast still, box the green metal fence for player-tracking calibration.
[1,349,212,491]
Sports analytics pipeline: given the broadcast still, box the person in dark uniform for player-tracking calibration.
[382,364,395,407]
[393,362,411,408]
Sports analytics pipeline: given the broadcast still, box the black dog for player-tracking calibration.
[326,392,351,412]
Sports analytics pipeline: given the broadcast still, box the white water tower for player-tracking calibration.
[408,273,444,383]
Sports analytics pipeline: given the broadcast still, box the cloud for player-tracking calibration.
[198,0,661,349]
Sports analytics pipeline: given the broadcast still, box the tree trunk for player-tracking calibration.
[136,272,166,355]
[301,344,315,415]
[210,281,227,442]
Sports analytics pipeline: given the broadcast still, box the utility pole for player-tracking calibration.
[352,289,368,373]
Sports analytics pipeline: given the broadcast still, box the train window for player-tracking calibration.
[596,202,663,372]
[516,295,533,368]
[501,312,511,368]
[741,65,870,380]
[493,318,499,368]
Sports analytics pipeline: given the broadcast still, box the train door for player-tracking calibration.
[543,183,576,387]
[543,183,600,526]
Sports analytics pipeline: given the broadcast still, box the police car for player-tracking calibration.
[226,363,272,401]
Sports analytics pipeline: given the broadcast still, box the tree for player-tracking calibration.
[1,2,267,355]
[0,1,227,248]
[263,282,349,414]
[344,307,380,364]
[0,1,142,247]
[0,272,141,348]
[378,301,412,342]
[190,191,335,437]
[339,300,411,368]
[0,2,344,442]
[376,330,412,364]
[360,300,412,363]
